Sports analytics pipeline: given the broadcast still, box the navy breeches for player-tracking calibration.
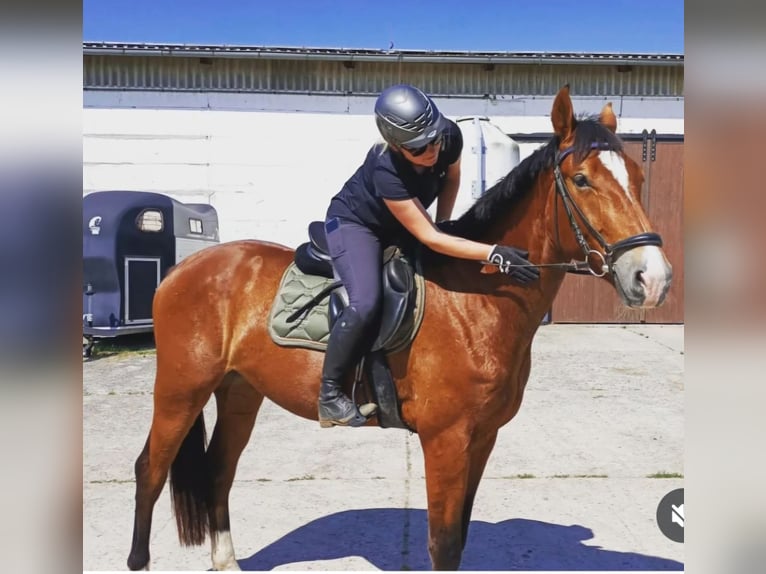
[324,217,383,325]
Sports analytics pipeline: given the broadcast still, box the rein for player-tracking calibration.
[507,142,663,277]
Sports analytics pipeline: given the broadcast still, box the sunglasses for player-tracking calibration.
[402,132,444,157]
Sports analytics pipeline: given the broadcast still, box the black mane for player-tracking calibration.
[450,115,623,240]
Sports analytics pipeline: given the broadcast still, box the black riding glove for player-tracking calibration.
[487,245,540,284]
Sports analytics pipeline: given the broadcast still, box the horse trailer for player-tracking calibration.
[83,190,219,356]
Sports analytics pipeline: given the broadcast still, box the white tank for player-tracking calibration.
[451,116,520,219]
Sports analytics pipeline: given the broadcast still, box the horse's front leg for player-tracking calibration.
[420,426,478,570]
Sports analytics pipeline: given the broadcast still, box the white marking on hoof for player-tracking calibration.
[212,530,240,570]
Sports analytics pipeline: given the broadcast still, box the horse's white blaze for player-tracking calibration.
[640,245,671,306]
[212,530,240,571]
[598,151,633,204]
[598,150,671,306]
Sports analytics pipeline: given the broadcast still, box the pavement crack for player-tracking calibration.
[401,433,413,571]
[626,327,683,354]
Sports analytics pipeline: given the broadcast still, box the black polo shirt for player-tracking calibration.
[327,118,463,244]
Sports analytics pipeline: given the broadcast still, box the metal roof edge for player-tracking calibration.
[82,41,684,65]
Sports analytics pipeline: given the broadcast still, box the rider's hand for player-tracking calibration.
[487,245,540,284]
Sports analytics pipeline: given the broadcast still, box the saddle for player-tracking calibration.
[268,221,424,430]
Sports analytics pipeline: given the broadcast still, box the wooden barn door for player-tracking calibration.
[551,133,684,324]
[641,139,684,323]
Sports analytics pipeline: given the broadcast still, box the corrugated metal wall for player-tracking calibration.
[84,55,683,97]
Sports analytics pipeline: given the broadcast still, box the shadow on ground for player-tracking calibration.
[239,508,683,571]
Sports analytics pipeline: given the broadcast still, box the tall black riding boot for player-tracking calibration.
[318,306,377,427]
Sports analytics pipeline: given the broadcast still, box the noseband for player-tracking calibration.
[549,142,663,277]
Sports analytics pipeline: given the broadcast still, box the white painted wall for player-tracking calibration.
[84,109,381,246]
[83,102,683,248]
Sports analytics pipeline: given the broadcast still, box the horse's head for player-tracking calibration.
[550,85,673,308]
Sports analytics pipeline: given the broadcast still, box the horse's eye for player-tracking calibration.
[573,174,589,188]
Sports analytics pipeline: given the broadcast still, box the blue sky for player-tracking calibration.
[83,0,684,54]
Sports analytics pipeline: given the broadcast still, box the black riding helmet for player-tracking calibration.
[374,84,445,149]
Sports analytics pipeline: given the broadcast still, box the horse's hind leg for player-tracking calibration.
[127,370,216,571]
[128,435,156,571]
[207,372,264,571]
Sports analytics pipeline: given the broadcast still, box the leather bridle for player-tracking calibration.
[537,142,663,277]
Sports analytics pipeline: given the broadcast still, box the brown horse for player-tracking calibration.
[127,85,672,571]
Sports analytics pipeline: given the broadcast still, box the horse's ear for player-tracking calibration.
[600,102,618,133]
[551,84,575,140]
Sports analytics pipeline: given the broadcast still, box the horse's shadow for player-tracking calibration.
[239,508,683,571]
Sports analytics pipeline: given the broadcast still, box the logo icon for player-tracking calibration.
[671,503,684,527]
[657,488,684,543]
[88,216,102,235]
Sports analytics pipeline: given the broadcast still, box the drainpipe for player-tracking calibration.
[471,117,487,199]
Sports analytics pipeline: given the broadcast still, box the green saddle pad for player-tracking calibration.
[268,263,336,351]
[268,260,425,353]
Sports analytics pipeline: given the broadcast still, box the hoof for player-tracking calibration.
[127,554,150,571]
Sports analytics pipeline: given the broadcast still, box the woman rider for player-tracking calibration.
[319,83,539,427]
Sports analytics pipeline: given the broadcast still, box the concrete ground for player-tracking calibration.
[83,324,684,572]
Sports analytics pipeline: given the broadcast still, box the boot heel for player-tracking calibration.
[319,420,335,428]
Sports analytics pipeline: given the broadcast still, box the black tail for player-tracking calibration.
[169,413,210,546]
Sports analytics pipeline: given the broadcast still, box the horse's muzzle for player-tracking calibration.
[613,245,673,308]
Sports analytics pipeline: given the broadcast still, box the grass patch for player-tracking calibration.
[512,473,536,479]
[550,474,608,478]
[286,474,316,482]
[647,471,684,478]
[85,333,156,359]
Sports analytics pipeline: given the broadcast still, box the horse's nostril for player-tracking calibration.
[635,270,645,286]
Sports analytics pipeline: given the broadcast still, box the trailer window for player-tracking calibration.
[137,209,163,232]
[189,218,203,234]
